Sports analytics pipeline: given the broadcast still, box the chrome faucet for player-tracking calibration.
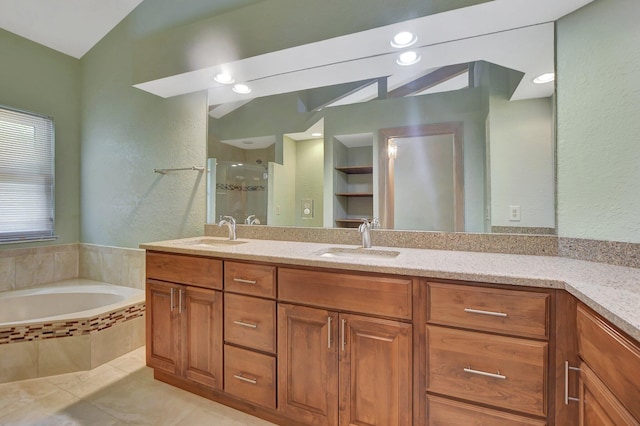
[358,218,372,248]
[370,217,381,229]
[218,215,237,240]
[245,214,260,225]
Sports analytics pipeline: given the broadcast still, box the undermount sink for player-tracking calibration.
[316,247,400,260]
[179,238,247,247]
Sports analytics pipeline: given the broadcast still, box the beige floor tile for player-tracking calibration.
[0,377,61,417]
[0,400,119,425]
[179,400,277,425]
[46,364,128,399]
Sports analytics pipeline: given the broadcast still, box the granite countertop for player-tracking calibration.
[140,236,640,343]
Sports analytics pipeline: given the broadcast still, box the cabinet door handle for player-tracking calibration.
[233,320,257,329]
[233,278,257,284]
[464,367,506,380]
[564,361,581,404]
[464,308,508,318]
[341,319,346,352]
[178,289,185,313]
[170,288,175,312]
[327,316,332,348]
[233,374,257,384]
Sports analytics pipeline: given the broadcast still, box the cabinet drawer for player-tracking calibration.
[427,326,548,417]
[224,261,276,298]
[224,345,276,409]
[224,293,276,353]
[427,395,547,426]
[577,304,640,420]
[427,282,549,339]
[146,251,222,289]
[278,268,412,319]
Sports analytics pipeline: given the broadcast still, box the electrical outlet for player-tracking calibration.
[509,205,521,221]
[301,198,314,219]
[275,205,281,215]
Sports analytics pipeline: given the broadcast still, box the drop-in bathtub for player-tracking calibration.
[0,279,145,383]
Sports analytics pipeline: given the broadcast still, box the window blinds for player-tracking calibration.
[0,106,55,243]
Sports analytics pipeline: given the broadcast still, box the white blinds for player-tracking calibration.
[0,106,55,243]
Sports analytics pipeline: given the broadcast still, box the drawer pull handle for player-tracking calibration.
[170,288,175,312]
[233,278,257,284]
[464,308,508,318]
[233,374,257,384]
[564,361,581,404]
[464,367,506,380]
[327,316,332,348]
[341,319,346,352]
[233,320,258,329]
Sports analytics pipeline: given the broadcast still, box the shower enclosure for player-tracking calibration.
[207,159,268,225]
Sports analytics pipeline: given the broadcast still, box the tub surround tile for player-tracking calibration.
[122,249,146,289]
[54,249,80,281]
[39,335,91,377]
[0,340,38,383]
[0,257,15,292]
[79,245,103,282]
[14,252,55,289]
[79,244,146,289]
[91,321,135,369]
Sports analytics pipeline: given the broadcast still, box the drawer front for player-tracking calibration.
[427,326,548,417]
[427,282,549,339]
[224,345,276,409]
[224,293,276,353]
[427,395,547,426]
[577,304,640,420]
[146,251,222,289]
[224,261,276,298]
[278,268,412,319]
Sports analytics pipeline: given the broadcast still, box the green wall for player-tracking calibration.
[0,29,81,250]
[557,0,640,243]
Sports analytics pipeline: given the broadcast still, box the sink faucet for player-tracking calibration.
[245,214,260,225]
[358,218,372,248]
[218,215,237,240]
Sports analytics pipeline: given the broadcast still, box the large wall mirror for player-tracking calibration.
[205,16,556,234]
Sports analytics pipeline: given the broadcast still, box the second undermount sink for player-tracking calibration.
[179,238,247,247]
[316,247,400,260]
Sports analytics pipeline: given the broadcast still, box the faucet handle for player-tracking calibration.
[245,214,256,224]
[371,217,381,229]
[223,215,236,225]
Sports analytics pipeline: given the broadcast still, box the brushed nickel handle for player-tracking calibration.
[464,308,508,318]
[179,289,185,313]
[355,333,394,342]
[233,278,257,284]
[341,319,346,352]
[170,288,175,312]
[564,361,581,404]
[233,374,257,384]
[327,316,332,348]
[464,367,506,380]
[233,320,257,329]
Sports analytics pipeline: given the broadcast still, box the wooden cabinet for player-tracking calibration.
[277,303,412,426]
[146,279,223,389]
[576,304,640,425]
[422,280,552,424]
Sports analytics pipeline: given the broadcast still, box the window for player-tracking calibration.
[0,106,55,243]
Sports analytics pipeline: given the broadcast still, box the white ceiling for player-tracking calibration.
[0,0,143,58]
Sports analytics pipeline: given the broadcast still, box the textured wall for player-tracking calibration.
[557,0,640,243]
[80,12,207,248]
[0,29,81,250]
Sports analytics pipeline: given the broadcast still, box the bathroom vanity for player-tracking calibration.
[140,237,640,425]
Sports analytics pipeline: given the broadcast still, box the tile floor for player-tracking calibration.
[0,347,276,425]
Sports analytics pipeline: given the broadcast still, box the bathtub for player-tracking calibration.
[0,279,146,383]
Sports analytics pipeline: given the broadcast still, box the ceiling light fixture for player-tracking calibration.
[311,132,322,137]
[390,31,417,48]
[533,72,555,84]
[214,73,235,84]
[396,51,421,66]
[232,84,251,94]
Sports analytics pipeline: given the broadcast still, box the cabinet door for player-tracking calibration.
[278,304,339,426]
[339,314,412,426]
[146,280,181,375]
[579,362,638,426]
[182,286,223,390]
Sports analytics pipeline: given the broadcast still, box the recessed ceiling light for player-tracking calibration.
[390,31,417,48]
[214,73,234,84]
[533,72,555,84]
[396,51,421,66]
[232,84,251,94]
[311,132,322,137]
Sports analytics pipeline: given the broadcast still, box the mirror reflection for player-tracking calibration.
[207,24,555,235]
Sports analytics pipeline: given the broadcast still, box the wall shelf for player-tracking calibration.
[335,192,373,197]
[335,165,373,175]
